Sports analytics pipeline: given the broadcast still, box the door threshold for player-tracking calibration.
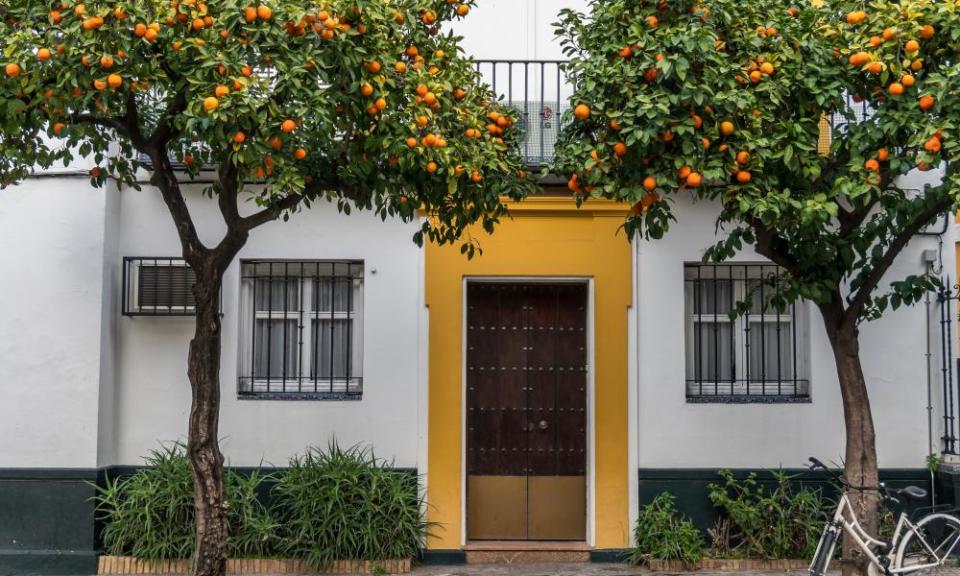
[465,541,591,551]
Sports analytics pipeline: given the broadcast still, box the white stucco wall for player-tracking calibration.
[636,177,955,470]
[0,177,115,468]
[110,184,425,468]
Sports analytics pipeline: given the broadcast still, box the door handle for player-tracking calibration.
[538,419,549,430]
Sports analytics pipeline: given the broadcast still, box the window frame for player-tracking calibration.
[237,260,364,400]
[683,262,810,403]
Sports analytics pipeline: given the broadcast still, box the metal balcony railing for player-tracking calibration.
[474,60,571,169]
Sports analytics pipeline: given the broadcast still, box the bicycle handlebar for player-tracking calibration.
[807,457,883,492]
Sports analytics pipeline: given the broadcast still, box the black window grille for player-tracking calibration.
[684,263,809,402]
[238,260,363,400]
[122,257,197,316]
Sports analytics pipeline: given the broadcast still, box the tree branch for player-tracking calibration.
[147,145,207,264]
[149,87,189,148]
[236,193,304,232]
[69,112,127,135]
[844,193,953,326]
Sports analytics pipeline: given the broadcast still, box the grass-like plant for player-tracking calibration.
[274,443,429,568]
[707,469,827,559]
[94,443,279,559]
[628,492,704,567]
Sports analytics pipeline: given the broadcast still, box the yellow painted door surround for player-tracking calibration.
[424,196,632,550]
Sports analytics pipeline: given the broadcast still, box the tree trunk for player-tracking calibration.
[188,267,229,576]
[827,324,880,576]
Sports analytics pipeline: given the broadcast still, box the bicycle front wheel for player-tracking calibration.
[894,513,960,575]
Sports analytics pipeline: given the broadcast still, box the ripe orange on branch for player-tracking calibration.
[574,104,591,120]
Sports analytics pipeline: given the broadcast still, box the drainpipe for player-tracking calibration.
[923,242,944,506]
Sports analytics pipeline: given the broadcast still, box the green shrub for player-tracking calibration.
[274,443,429,568]
[94,444,279,559]
[628,492,704,567]
[707,469,827,559]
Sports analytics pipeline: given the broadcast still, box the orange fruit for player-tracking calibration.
[203,96,219,111]
[613,142,627,157]
[905,39,920,53]
[471,170,483,183]
[924,137,941,153]
[367,60,381,73]
[619,45,633,58]
[720,120,735,136]
[882,27,897,41]
[50,10,62,24]
[416,84,428,97]
[256,5,272,20]
[281,119,297,133]
[426,161,438,173]
[233,132,246,144]
[406,45,419,57]
[911,59,924,71]
[360,83,374,96]
[920,25,935,40]
[52,122,65,135]
[736,170,752,183]
[864,158,880,171]
[919,94,935,110]
[37,48,52,62]
[94,78,108,91]
[244,6,257,22]
[869,36,883,47]
[144,28,158,42]
[406,137,417,148]
[574,104,591,121]
[454,88,466,100]
[294,148,307,160]
[375,97,387,111]
[643,176,657,191]
[760,62,774,75]
[241,66,253,77]
[609,119,623,131]
[877,148,889,161]
[215,85,230,97]
[678,165,692,180]
[749,70,763,83]
[691,114,703,129]
[395,61,407,74]
[901,74,916,87]
[5,62,21,77]
[685,172,703,187]
[888,82,904,96]
[867,62,883,74]
[846,10,866,25]
[736,151,750,165]
[456,3,469,16]
[646,15,658,27]
[107,73,123,89]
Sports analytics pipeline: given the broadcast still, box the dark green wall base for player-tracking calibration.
[419,549,466,565]
[589,549,629,563]
[0,550,99,576]
[0,469,98,576]
[638,467,934,532]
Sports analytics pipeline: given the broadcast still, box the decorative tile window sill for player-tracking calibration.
[686,395,812,404]
[237,392,363,401]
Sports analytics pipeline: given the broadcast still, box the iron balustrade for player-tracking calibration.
[474,60,570,168]
[122,257,197,316]
[684,263,808,402]
[238,260,363,400]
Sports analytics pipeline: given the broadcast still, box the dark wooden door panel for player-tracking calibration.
[466,282,587,540]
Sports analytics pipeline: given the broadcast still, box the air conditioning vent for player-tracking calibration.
[123,257,197,316]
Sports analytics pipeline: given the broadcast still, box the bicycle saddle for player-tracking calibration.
[891,485,928,501]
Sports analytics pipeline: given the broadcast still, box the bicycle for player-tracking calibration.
[808,457,960,576]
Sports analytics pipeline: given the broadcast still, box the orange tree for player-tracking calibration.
[0,1,532,574]
[555,0,958,567]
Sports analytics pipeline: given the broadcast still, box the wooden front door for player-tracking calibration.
[466,283,588,541]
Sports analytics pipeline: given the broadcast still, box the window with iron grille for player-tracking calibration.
[684,263,809,402]
[238,260,363,399]
[122,257,197,316]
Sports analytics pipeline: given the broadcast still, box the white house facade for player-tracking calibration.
[1,1,957,573]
